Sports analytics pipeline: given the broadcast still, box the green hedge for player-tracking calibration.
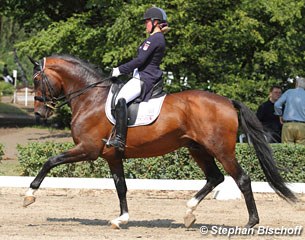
[17,142,305,182]
[0,82,14,96]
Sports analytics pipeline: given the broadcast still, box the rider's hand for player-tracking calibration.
[111,67,121,77]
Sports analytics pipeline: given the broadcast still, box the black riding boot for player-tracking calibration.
[106,98,127,152]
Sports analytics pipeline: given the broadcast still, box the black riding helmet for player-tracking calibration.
[143,7,167,22]
[143,7,167,33]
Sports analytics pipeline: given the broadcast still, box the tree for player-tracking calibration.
[1,0,87,33]
[2,0,305,110]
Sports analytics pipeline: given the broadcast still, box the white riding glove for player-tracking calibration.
[112,67,121,77]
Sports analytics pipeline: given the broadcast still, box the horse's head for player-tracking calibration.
[29,56,62,119]
[29,54,113,119]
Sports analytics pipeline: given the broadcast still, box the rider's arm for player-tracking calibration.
[118,35,160,74]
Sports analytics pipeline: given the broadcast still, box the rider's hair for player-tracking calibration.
[159,22,169,34]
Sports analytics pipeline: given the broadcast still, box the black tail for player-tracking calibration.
[232,100,297,203]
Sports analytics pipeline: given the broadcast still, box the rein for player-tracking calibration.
[54,77,112,109]
[34,62,112,110]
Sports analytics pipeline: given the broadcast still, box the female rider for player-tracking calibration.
[106,7,169,152]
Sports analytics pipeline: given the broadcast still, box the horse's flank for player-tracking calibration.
[115,90,238,159]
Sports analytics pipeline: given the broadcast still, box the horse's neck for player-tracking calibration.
[68,83,110,115]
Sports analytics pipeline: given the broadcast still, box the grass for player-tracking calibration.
[0,102,29,115]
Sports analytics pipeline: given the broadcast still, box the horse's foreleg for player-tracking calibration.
[23,154,65,207]
[107,157,129,229]
[184,148,224,228]
[23,146,92,207]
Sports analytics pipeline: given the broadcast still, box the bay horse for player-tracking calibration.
[25,54,296,229]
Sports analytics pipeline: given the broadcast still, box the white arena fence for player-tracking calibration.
[0,176,304,200]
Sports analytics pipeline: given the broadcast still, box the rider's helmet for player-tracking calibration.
[143,7,167,23]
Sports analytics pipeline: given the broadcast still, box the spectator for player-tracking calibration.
[257,85,282,143]
[274,77,305,145]
[2,64,14,84]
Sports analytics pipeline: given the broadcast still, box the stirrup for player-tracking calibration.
[106,138,125,152]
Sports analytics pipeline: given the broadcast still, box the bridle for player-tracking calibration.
[33,58,59,110]
[33,58,113,110]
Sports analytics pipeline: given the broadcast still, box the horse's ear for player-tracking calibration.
[28,56,40,66]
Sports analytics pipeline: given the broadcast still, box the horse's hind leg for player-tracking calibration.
[184,146,224,228]
[219,156,259,228]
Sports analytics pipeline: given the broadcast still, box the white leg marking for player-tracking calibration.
[184,197,199,228]
[186,197,199,212]
[110,213,129,229]
[25,188,36,197]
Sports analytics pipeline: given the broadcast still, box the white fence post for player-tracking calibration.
[25,87,28,106]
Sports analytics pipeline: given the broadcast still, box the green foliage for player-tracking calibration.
[17,142,110,177]
[2,0,305,112]
[16,13,96,60]
[213,75,280,111]
[0,0,87,33]
[0,16,34,86]
[234,144,305,183]
[52,104,72,128]
[0,82,14,95]
[18,142,305,182]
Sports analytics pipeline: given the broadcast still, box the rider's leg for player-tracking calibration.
[107,98,128,152]
[107,78,141,152]
[115,78,141,104]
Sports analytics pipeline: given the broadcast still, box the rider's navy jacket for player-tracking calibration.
[118,32,165,100]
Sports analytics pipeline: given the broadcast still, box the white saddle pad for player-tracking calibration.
[105,85,166,127]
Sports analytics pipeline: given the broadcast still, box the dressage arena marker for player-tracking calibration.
[1,176,304,200]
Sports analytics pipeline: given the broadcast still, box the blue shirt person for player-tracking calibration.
[274,77,305,144]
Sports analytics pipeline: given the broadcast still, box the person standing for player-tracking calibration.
[274,77,305,145]
[257,85,282,143]
[2,64,14,84]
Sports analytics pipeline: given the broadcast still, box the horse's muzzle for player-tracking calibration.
[34,107,53,119]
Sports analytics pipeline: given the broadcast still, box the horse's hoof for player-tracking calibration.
[110,220,121,229]
[244,217,259,228]
[109,213,129,229]
[23,196,36,207]
[184,213,196,228]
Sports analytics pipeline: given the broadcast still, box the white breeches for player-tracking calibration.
[115,78,142,105]
[3,75,13,84]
